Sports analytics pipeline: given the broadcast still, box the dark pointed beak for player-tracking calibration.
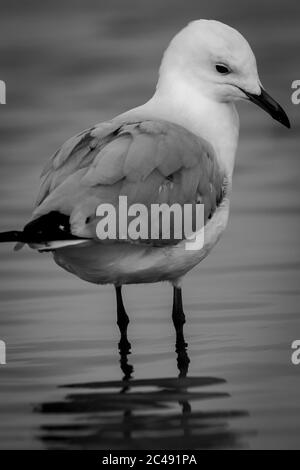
[243,87,290,129]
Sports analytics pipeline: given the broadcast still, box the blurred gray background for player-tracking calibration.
[0,0,299,450]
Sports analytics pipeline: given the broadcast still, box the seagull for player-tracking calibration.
[0,20,290,351]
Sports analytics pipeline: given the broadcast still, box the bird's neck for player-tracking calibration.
[140,76,240,181]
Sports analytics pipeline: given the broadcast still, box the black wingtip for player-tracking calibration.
[0,212,81,246]
[0,231,24,243]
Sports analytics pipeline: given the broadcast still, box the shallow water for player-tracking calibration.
[0,0,300,450]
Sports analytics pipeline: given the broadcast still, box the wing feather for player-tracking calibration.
[33,118,225,244]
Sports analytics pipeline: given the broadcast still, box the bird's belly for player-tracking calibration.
[53,198,230,285]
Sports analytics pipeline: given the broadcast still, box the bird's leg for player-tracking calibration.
[176,338,190,379]
[119,339,134,394]
[172,286,187,351]
[173,294,191,415]
[172,287,191,416]
[119,348,134,386]
[176,342,191,415]
[115,285,131,353]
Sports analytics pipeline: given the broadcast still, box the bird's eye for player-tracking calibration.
[215,64,231,74]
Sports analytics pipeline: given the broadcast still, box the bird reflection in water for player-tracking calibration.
[37,328,250,449]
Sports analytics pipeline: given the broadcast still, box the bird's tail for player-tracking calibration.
[0,211,90,252]
[0,231,24,243]
[0,230,27,251]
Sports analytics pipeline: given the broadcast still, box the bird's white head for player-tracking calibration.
[158,19,290,128]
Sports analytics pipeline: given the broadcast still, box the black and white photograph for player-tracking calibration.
[0,0,299,454]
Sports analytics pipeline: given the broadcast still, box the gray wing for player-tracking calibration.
[33,119,225,244]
